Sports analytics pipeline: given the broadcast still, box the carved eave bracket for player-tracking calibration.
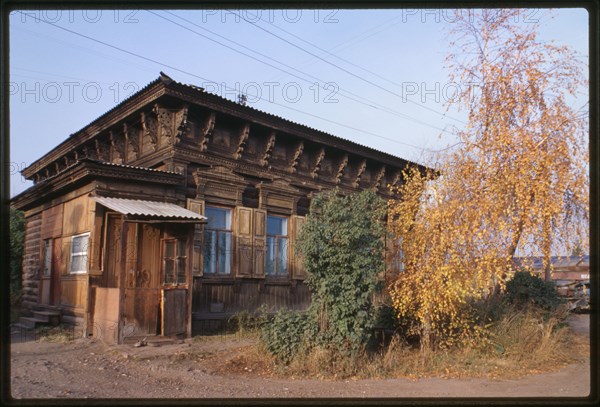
[95,138,109,161]
[261,131,277,167]
[141,111,158,151]
[174,105,190,145]
[372,165,386,191]
[289,141,304,173]
[353,159,367,188]
[336,154,349,184]
[124,123,139,159]
[153,104,174,146]
[234,123,250,160]
[109,130,125,162]
[200,111,216,152]
[311,147,326,180]
[391,170,402,189]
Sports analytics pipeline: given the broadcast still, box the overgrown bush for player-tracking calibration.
[298,189,386,356]
[260,309,315,364]
[505,271,565,312]
[261,189,386,363]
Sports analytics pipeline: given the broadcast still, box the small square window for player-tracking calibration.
[70,233,89,274]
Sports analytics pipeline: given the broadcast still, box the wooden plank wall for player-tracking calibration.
[20,212,42,310]
[162,289,187,336]
[192,280,311,316]
[92,287,120,344]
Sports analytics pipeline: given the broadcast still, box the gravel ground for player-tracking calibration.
[9,314,591,400]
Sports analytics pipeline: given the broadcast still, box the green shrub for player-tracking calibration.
[505,271,564,311]
[260,309,316,364]
[297,189,386,356]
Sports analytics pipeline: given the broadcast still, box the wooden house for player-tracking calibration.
[11,73,423,344]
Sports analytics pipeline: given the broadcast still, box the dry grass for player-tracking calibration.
[249,306,587,381]
[36,324,78,343]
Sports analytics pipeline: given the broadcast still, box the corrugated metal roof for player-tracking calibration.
[95,196,206,221]
[86,159,182,175]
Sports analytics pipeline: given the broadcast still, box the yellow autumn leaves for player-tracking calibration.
[387,9,588,350]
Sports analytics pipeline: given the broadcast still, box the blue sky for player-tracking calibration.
[9,7,589,197]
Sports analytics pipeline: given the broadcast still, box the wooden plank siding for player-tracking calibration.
[21,212,42,310]
[192,279,311,316]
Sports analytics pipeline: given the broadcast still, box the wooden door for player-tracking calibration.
[162,289,187,336]
[123,224,161,337]
[105,214,122,288]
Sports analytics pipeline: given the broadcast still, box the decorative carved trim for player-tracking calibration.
[153,104,174,146]
[391,170,402,188]
[200,111,216,152]
[289,141,304,173]
[95,138,109,161]
[373,165,386,190]
[109,130,125,161]
[174,105,189,144]
[261,131,277,167]
[353,159,367,188]
[124,123,139,159]
[336,153,348,184]
[81,145,91,160]
[193,164,248,200]
[311,147,326,180]
[140,111,158,151]
[234,123,250,160]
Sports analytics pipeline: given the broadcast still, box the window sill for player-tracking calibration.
[197,275,235,284]
[264,277,292,286]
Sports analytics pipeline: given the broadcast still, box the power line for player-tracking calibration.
[152,10,452,135]
[14,11,439,157]
[227,9,467,125]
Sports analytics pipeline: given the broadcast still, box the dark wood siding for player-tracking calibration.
[21,212,42,310]
[192,279,310,317]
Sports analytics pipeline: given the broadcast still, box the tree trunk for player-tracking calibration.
[420,315,433,352]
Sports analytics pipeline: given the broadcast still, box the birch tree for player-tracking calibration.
[388,9,588,350]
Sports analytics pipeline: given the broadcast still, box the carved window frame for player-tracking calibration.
[203,205,233,276]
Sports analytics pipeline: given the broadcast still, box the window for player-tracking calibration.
[203,206,232,275]
[266,215,288,276]
[42,239,52,277]
[69,233,89,274]
[163,239,187,285]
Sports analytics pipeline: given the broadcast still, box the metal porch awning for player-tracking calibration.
[94,196,206,222]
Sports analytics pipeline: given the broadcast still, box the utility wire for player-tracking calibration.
[153,10,452,135]
[14,11,439,157]
[256,12,460,109]
[227,9,467,125]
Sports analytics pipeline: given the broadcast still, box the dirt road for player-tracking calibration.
[8,314,591,399]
